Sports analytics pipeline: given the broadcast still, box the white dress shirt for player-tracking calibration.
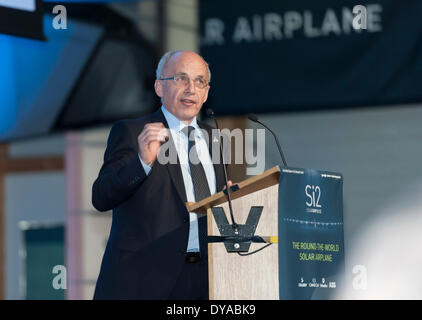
[139,105,217,252]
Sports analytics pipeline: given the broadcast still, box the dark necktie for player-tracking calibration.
[183,126,211,257]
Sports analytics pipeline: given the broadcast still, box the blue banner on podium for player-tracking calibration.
[278,167,345,299]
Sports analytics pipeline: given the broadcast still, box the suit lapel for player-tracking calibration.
[152,109,188,203]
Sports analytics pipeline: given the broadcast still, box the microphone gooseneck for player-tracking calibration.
[247,114,288,167]
[207,108,238,231]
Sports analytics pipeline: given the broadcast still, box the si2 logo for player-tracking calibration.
[305,185,322,211]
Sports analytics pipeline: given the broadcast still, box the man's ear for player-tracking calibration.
[154,80,163,98]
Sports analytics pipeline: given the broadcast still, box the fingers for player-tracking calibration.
[138,123,170,165]
[223,180,234,190]
[142,132,168,145]
[138,123,169,145]
[225,181,233,187]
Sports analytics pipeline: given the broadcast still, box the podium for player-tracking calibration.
[186,166,280,299]
[186,165,345,300]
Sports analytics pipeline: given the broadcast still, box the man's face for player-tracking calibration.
[154,51,210,124]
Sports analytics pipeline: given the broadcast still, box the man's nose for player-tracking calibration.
[185,78,196,93]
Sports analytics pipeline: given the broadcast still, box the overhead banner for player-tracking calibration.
[278,167,344,299]
[0,0,44,40]
[199,0,422,115]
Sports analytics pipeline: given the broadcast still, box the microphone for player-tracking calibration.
[206,108,238,231]
[247,114,288,167]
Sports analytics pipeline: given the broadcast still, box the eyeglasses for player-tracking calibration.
[159,74,209,89]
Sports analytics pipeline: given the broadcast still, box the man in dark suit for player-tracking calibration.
[92,51,228,299]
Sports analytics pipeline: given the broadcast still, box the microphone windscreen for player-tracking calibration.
[247,113,259,122]
[206,108,215,118]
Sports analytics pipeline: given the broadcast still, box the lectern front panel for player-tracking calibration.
[207,184,279,300]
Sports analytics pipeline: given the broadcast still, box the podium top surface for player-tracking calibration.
[185,165,281,214]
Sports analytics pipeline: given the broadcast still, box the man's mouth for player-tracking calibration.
[181,98,196,106]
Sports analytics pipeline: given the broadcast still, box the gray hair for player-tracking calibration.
[155,50,212,83]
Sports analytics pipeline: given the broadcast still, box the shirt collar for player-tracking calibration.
[161,105,200,136]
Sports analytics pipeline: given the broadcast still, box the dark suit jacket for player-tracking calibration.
[92,108,226,299]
